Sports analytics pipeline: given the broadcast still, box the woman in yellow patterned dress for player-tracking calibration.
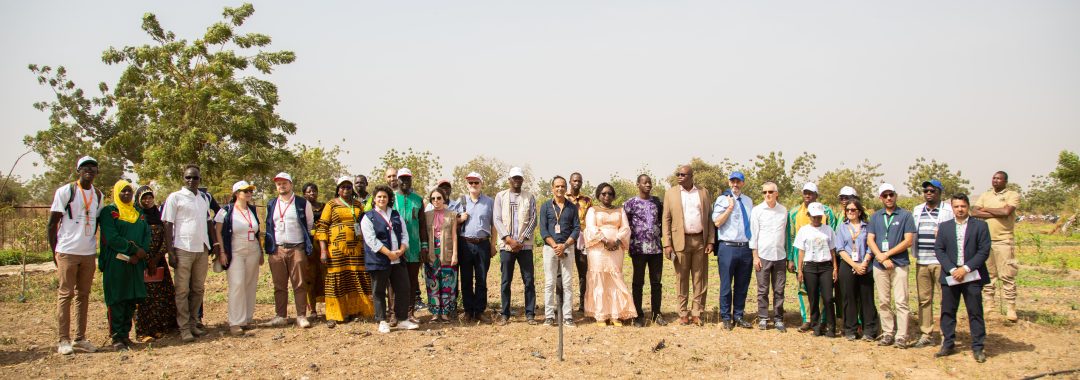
[315,176,374,327]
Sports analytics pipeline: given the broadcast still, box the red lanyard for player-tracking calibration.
[236,207,254,228]
[277,195,294,221]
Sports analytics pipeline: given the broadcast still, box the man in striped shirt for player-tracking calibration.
[912,179,954,348]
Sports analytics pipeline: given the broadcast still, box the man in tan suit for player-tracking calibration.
[663,165,715,326]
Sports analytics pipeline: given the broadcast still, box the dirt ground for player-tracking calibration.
[0,257,1078,379]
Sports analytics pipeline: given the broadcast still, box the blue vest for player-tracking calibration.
[220,203,264,270]
[364,208,403,271]
[264,196,313,255]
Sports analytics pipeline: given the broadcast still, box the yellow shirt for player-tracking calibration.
[974,189,1020,241]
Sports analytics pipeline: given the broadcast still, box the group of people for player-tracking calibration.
[47,156,1020,364]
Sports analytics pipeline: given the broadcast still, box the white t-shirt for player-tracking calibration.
[215,206,260,244]
[794,223,835,263]
[49,184,103,255]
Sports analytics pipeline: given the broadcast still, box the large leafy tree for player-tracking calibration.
[370,148,444,194]
[905,157,971,198]
[26,3,297,196]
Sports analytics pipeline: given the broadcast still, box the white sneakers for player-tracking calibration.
[58,339,97,354]
[397,320,420,330]
[297,316,311,329]
[57,340,73,355]
[378,321,391,334]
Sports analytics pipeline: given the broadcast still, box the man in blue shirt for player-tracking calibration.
[711,171,756,330]
[867,183,917,348]
[539,176,581,327]
[457,172,495,323]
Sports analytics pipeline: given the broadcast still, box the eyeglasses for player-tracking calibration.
[468,181,479,185]
[762,190,776,194]
[185,175,200,180]
[881,192,897,199]
[429,196,443,201]
[923,188,938,194]
[675,173,689,177]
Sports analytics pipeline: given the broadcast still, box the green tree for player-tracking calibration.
[816,159,884,209]
[664,157,738,197]
[1052,150,1080,186]
[450,155,508,199]
[744,151,793,204]
[905,157,971,197]
[285,142,348,203]
[0,176,32,206]
[26,4,297,196]
[370,148,444,195]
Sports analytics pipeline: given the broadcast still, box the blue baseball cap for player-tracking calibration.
[921,179,944,190]
[729,171,745,181]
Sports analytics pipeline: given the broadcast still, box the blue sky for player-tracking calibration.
[2,0,1078,194]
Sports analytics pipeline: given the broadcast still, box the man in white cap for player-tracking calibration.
[493,167,538,325]
[265,172,315,328]
[458,172,496,323]
[838,186,859,213]
[912,179,954,347]
[393,168,428,320]
[785,182,838,331]
[162,164,216,343]
[47,155,103,354]
[867,183,917,348]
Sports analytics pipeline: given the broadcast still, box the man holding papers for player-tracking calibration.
[933,193,991,363]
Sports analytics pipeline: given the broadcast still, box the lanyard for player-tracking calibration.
[339,198,359,223]
[236,207,254,228]
[552,201,564,223]
[376,208,394,234]
[277,195,294,221]
[882,212,896,240]
[78,183,92,222]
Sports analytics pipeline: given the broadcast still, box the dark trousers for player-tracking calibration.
[756,258,787,322]
[941,281,986,351]
[717,244,753,321]
[458,239,492,315]
[389,261,423,318]
[575,247,588,311]
[631,254,664,317]
[839,260,879,337]
[803,261,836,332]
[500,250,536,317]
[371,264,411,323]
[107,300,136,342]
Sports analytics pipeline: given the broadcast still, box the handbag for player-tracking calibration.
[144,266,166,283]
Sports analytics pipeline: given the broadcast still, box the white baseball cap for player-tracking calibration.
[508,167,525,178]
[336,176,353,187]
[802,182,819,193]
[877,183,896,196]
[273,172,293,183]
[807,202,826,216]
[465,172,483,182]
[397,168,413,178]
[232,180,256,193]
[839,186,857,196]
[76,156,98,170]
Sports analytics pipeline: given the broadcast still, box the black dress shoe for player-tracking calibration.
[653,314,668,326]
[633,316,646,327]
[735,319,752,329]
[722,320,734,330]
[935,346,956,358]
[973,349,987,363]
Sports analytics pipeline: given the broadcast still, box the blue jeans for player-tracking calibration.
[717,243,753,321]
[458,239,491,315]
[500,249,536,317]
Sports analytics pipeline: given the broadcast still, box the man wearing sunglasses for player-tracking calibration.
[912,179,954,348]
[161,164,216,343]
[662,165,714,326]
[867,183,917,348]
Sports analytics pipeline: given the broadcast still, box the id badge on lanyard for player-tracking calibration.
[881,213,895,251]
[83,216,94,237]
[247,230,257,242]
[354,223,362,237]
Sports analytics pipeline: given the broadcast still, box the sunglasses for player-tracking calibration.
[239,189,253,194]
[845,208,858,212]
[762,190,776,194]
[185,175,200,180]
[468,181,480,185]
[430,196,444,201]
[922,188,938,194]
[881,192,897,198]
[675,173,689,177]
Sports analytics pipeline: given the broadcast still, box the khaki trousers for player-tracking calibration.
[56,253,96,341]
[674,234,708,318]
